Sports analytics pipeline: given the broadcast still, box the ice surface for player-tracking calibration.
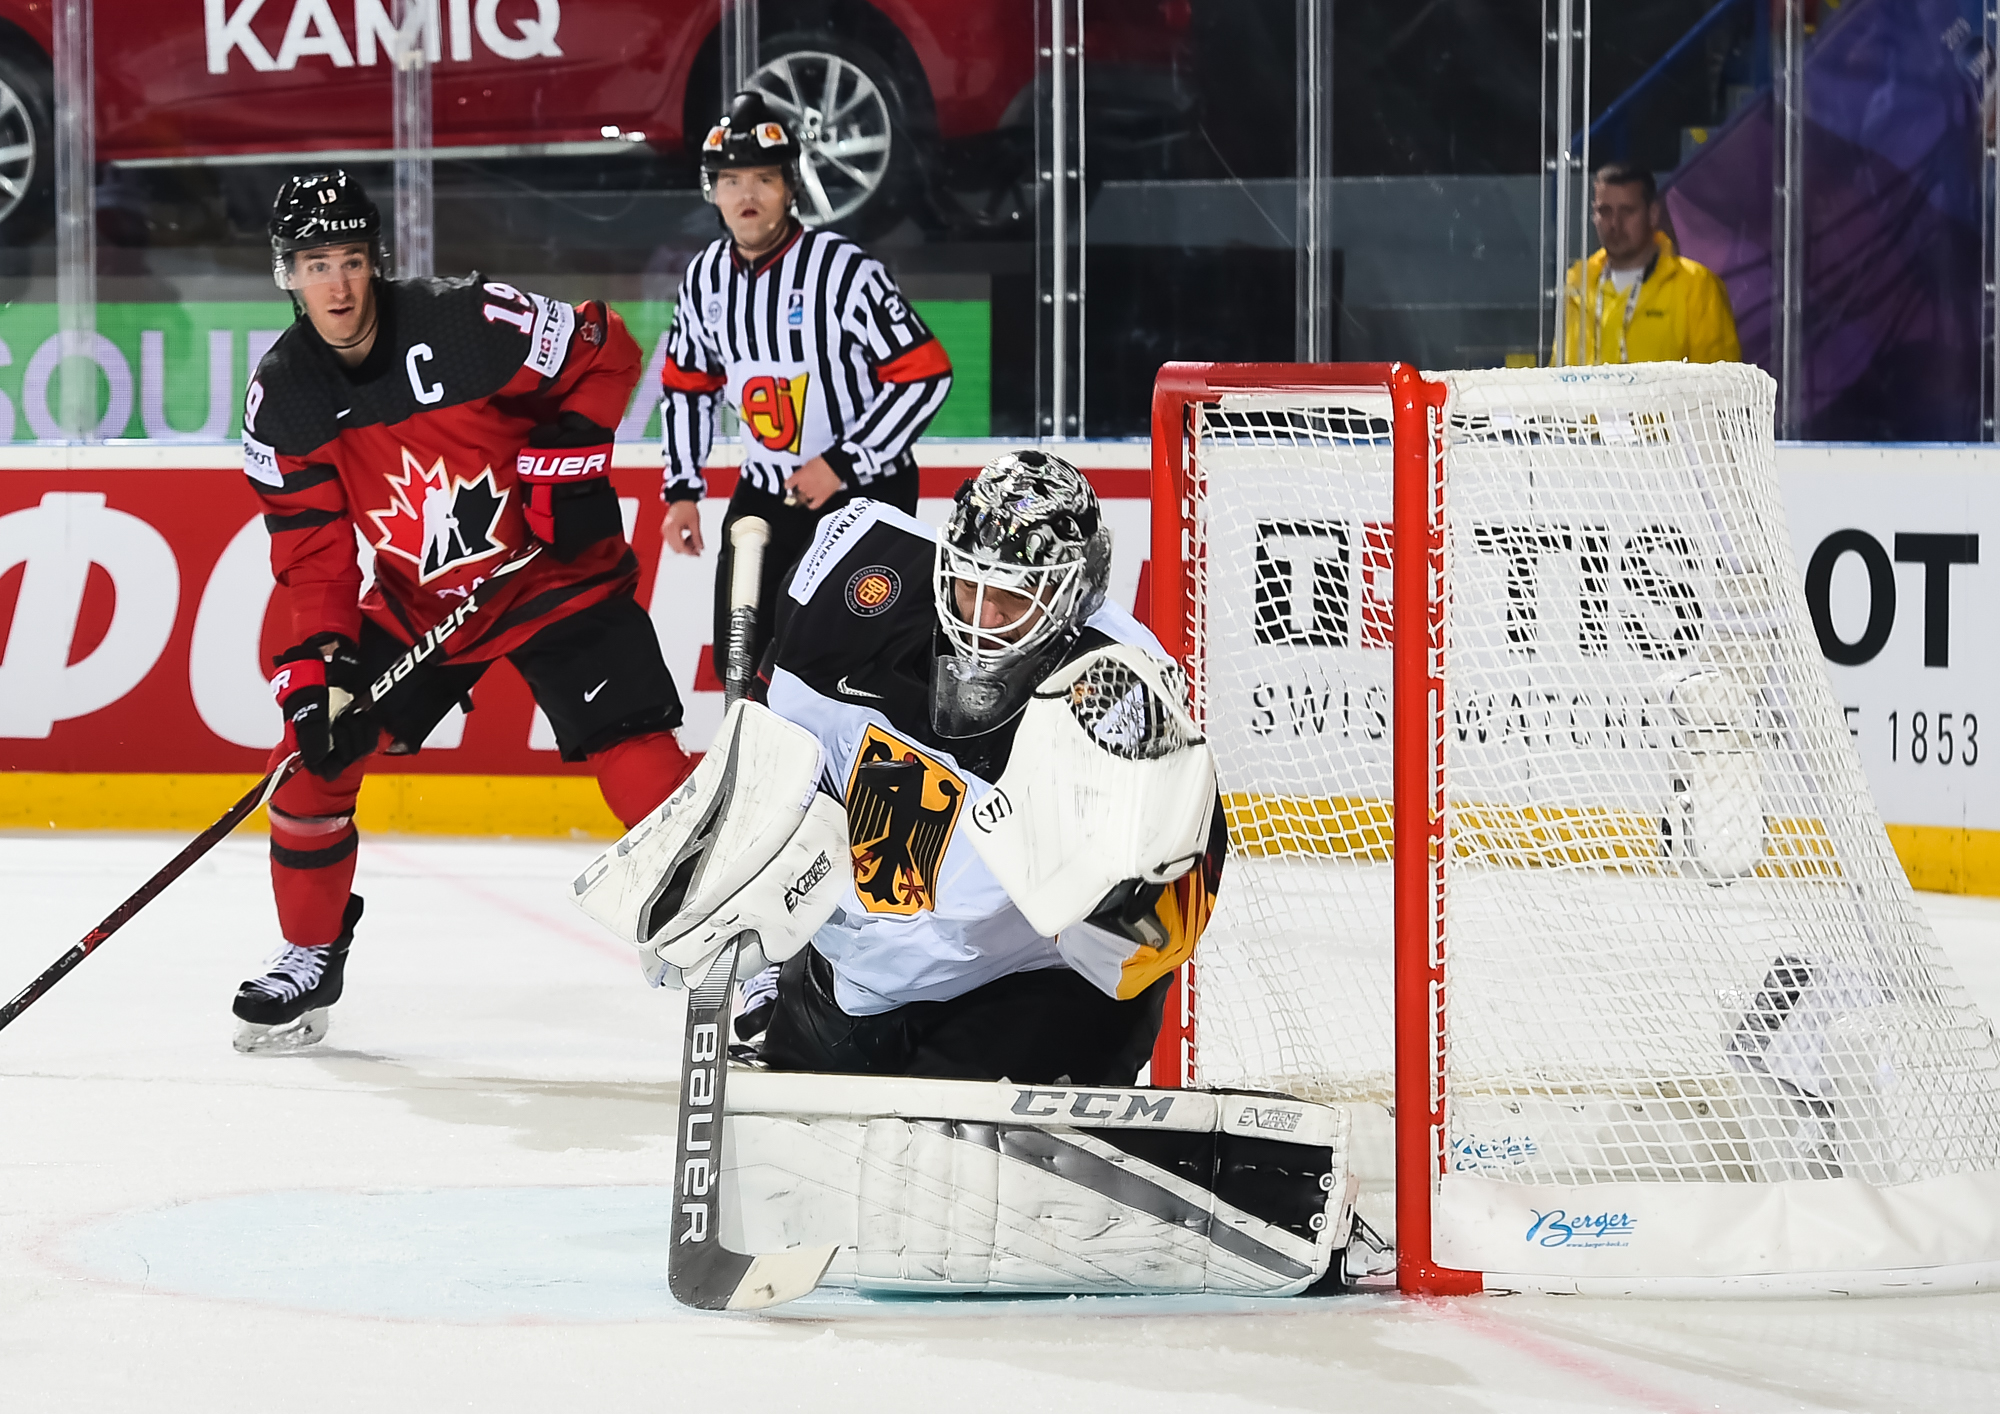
[3,830,1998,1412]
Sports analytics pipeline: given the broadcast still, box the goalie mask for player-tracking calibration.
[931,451,1112,738]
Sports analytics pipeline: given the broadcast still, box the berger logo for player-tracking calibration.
[741,372,810,454]
[783,851,833,913]
[1240,1105,1302,1133]
[844,565,900,617]
[367,448,509,585]
[1008,1088,1177,1124]
[1525,1208,1636,1249]
[845,727,964,915]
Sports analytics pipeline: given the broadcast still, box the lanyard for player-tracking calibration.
[1590,253,1657,364]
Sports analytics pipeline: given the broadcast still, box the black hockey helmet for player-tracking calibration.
[698,90,801,204]
[930,450,1113,737]
[269,169,386,290]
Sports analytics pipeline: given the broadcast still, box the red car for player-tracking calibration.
[0,0,1191,241]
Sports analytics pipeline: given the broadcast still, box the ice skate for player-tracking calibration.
[232,894,362,1054]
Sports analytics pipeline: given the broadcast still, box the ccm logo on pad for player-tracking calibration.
[1009,1088,1176,1123]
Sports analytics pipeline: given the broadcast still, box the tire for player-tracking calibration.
[0,45,52,246]
[746,34,914,239]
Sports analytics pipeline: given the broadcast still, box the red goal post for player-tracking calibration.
[1148,361,1476,1294]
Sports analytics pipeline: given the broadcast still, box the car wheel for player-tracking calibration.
[747,35,912,236]
[0,48,51,245]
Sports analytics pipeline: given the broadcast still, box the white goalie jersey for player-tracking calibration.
[760,500,1224,1017]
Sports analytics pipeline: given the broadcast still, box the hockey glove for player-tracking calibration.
[272,637,380,780]
[517,413,620,562]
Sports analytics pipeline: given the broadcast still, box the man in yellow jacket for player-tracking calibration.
[1558,162,1740,365]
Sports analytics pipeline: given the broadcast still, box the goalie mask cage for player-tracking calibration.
[1148,361,2000,1296]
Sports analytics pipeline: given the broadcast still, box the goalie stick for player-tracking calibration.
[0,547,544,1036]
[722,517,771,708]
[670,932,837,1309]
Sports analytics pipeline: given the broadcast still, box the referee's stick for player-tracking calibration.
[723,517,772,707]
[0,547,544,1036]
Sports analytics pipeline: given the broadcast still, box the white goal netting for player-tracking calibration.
[1185,364,2000,1196]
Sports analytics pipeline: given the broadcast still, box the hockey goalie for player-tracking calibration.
[574,453,1357,1307]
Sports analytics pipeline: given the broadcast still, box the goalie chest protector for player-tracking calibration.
[761,500,1168,1014]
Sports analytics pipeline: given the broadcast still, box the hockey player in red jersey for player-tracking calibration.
[231,170,695,1052]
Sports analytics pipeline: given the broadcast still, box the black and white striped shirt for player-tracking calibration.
[659,224,954,501]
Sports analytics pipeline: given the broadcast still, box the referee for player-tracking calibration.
[659,90,954,678]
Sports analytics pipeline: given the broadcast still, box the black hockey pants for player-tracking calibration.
[759,947,1171,1086]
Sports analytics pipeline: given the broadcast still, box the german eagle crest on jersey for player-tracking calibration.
[366,447,510,585]
[845,726,964,915]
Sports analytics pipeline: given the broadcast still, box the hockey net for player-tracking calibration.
[1151,362,2000,1294]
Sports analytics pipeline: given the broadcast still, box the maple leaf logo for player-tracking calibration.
[367,448,510,586]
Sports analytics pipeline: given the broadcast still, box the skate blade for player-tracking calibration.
[233,1008,330,1054]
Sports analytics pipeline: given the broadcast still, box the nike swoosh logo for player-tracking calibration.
[336,408,351,418]
[835,675,882,700]
[584,680,609,702]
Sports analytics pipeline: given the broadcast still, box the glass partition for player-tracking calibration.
[1070,1,1553,437]
[5,0,1037,446]
[1657,0,1987,443]
[11,0,1993,446]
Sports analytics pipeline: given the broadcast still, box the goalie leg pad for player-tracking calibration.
[719,1072,1354,1296]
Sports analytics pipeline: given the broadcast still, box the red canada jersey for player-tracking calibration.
[242,276,643,662]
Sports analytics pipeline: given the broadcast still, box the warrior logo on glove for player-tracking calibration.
[845,728,964,915]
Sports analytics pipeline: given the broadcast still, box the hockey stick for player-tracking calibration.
[670,932,838,1309]
[0,756,301,1034]
[0,547,544,1036]
[722,517,771,708]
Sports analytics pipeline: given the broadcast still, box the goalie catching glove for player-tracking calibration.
[570,699,847,987]
[970,641,1217,922]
